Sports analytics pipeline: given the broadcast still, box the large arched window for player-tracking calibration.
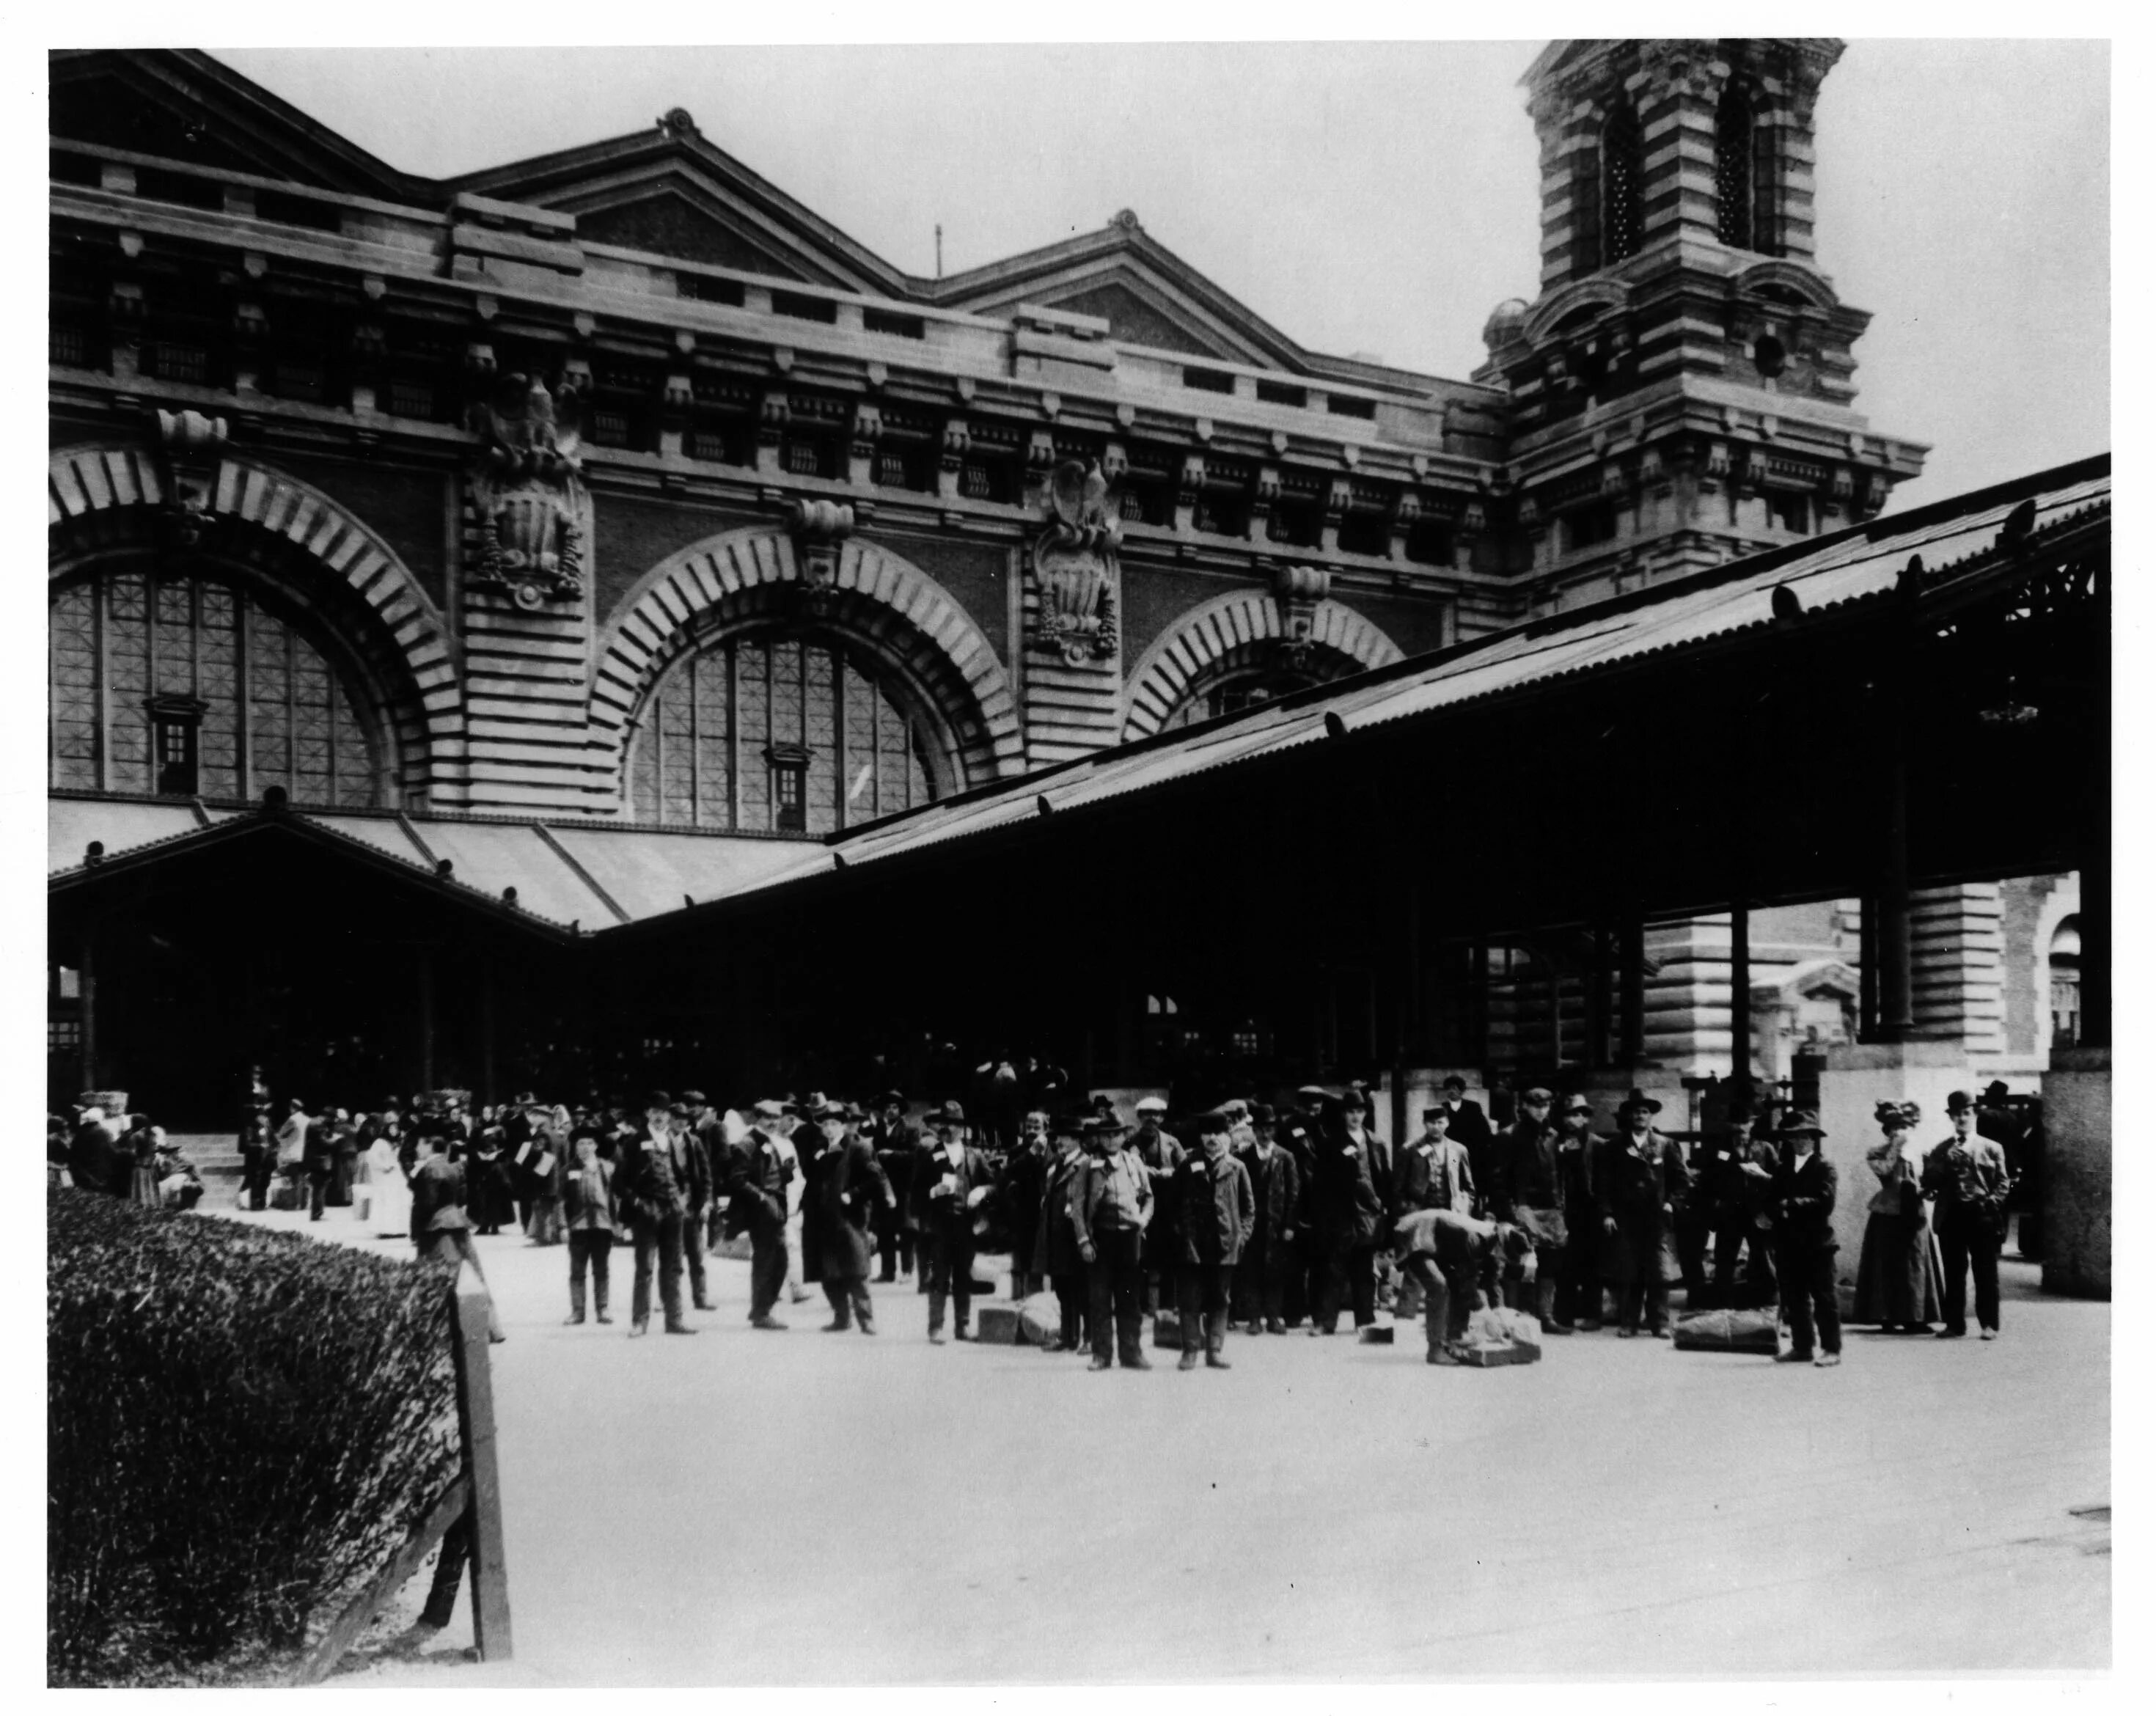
[626,630,939,833]
[50,563,380,806]
[1601,103,1646,266]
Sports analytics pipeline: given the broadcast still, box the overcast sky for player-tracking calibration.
[215,39,2108,511]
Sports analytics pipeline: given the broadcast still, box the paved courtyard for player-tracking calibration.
[216,1199,2108,1683]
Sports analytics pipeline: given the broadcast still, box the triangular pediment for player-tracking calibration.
[926,222,1302,370]
[447,125,906,296]
[49,50,416,199]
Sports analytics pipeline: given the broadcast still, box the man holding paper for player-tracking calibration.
[917,1101,997,1344]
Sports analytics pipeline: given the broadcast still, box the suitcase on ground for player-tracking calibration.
[1671,1308,1781,1354]
[974,1304,1022,1344]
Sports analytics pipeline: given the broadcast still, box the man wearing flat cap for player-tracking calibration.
[725,1099,797,1330]
[1129,1096,1186,1318]
[916,1102,996,1343]
[1595,1090,1690,1337]
[1923,1091,2012,1340]
[1770,1110,1842,1366]
[1170,1111,1255,1370]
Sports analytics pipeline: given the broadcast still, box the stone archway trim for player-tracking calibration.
[591,527,1027,788]
[1122,587,1404,741]
[48,441,462,802]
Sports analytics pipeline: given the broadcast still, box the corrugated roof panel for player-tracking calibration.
[299,812,431,868]
[48,799,226,873]
[544,826,827,921]
[401,821,608,926]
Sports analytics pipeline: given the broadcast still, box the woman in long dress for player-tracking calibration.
[355,1115,414,1239]
[1852,1100,1945,1331]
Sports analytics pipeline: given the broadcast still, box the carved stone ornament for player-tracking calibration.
[1030,459,1121,665]
[151,408,228,551]
[788,498,854,622]
[466,373,590,610]
[1273,564,1330,672]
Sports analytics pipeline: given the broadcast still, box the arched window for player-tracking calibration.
[50,564,380,806]
[1601,103,1646,265]
[1159,663,1318,733]
[626,630,939,833]
[2047,917,2081,1049]
[1715,84,1754,248]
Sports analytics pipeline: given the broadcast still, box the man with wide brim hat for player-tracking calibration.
[723,1100,796,1330]
[1596,1090,1690,1337]
[866,1090,919,1287]
[916,1101,995,1343]
[1073,1112,1154,1369]
[805,1100,893,1334]
[1770,1110,1843,1367]
[1033,1113,1095,1353]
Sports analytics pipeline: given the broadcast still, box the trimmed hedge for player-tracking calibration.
[48,1188,463,1686]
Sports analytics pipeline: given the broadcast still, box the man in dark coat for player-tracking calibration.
[1500,1088,1569,1332]
[1073,1114,1153,1370]
[1770,1110,1842,1366]
[1309,1098,1387,1336]
[1128,1097,1184,1316]
[304,1110,340,1220]
[1554,1095,1604,1330]
[1440,1075,1497,1194]
[615,1092,697,1338]
[727,1099,796,1330]
[1035,1114,1093,1352]
[68,1107,125,1196]
[1003,1109,1052,1299]
[1596,1090,1690,1338]
[1924,1090,2012,1340]
[1706,1096,1781,1309]
[868,1091,919,1284]
[1170,1110,1256,1370]
[807,1101,895,1334]
[915,1101,995,1343]
[1233,1104,1302,1335]
[667,1099,716,1310]
[1278,1089,1327,1329]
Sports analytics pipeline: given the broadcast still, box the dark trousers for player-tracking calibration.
[681,1209,708,1304]
[1402,1253,1474,1349]
[925,1229,975,1334]
[308,1173,331,1220]
[330,1156,356,1208]
[1233,1239,1290,1324]
[1556,1213,1601,1325]
[876,1225,915,1282]
[1008,1227,1040,1300]
[1086,1227,1146,1363]
[631,1210,684,1328]
[749,1219,788,1319]
[1711,1221,1778,1309]
[1281,1231,1315,1327]
[1176,1261,1235,1354]
[1051,1270,1087,1347]
[568,1228,612,1318]
[823,1273,873,1329]
[1778,1243,1842,1356]
[1937,1216,2002,1333]
[1616,1275,1670,1333]
[1316,1241,1376,1332]
[1673,1203,1712,1297]
[243,1157,271,1210]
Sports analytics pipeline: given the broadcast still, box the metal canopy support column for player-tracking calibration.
[1618,918,1646,1066]
[2080,552,2111,1048]
[1730,900,1751,1087]
[417,947,436,1093]
[1877,681,1915,1043]
[1586,925,1611,1070]
[1858,893,1880,1042]
[79,923,98,1093]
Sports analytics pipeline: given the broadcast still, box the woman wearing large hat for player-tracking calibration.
[1852,1101,1944,1332]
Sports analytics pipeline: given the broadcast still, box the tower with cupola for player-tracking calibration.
[1477,38,1927,610]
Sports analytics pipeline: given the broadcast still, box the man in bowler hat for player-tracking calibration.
[1924,1091,2012,1339]
[917,1102,995,1343]
[1771,1110,1843,1367]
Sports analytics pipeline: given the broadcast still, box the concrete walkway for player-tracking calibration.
[215,1198,2108,1682]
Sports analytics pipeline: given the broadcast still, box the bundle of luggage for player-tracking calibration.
[1670,1308,1782,1354]
[1451,1305,1544,1367]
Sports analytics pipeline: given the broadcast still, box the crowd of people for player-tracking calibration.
[52,1068,2024,1371]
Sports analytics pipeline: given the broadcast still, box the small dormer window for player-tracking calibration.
[766,743,810,833]
[146,693,207,796]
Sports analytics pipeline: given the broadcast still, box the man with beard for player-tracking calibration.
[1596,1090,1690,1338]
[1073,1113,1153,1370]
[1129,1096,1185,1318]
[868,1090,920,1285]
[1234,1104,1301,1335]
[1170,1111,1255,1371]
[726,1099,796,1330]
[808,1101,895,1334]
[1500,1088,1569,1332]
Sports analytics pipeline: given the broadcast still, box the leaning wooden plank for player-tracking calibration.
[287,1475,471,1685]
[452,1269,513,1662]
